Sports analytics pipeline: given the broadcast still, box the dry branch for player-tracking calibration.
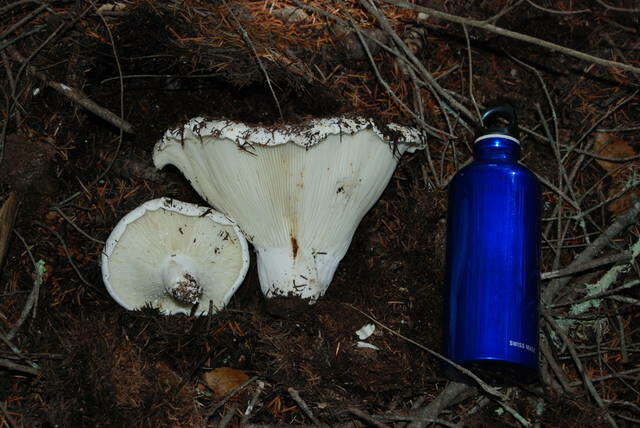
[0,192,18,272]
[541,252,632,280]
[0,357,38,375]
[543,200,640,304]
[5,47,133,133]
[345,303,532,428]
[408,382,472,428]
[348,407,390,428]
[287,387,324,427]
[7,231,43,341]
[544,312,619,427]
[204,375,258,420]
[385,0,640,75]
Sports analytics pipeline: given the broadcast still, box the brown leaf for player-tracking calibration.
[593,133,636,174]
[202,367,249,397]
[606,182,639,216]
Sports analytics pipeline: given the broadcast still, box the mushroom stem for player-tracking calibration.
[161,255,203,305]
[255,246,341,303]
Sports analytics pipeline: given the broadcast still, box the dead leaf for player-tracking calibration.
[593,132,636,174]
[606,180,639,216]
[202,367,249,397]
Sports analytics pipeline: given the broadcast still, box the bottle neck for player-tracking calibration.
[473,135,521,161]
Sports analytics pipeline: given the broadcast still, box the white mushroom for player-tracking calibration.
[153,117,421,303]
[102,197,250,315]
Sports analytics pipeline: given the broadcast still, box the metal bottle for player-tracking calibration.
[445,106,541,382]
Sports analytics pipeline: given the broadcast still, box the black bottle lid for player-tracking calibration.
[475,105,519,142]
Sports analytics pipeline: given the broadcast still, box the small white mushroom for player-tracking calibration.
[153,117,422,304]
[102,198,250,315]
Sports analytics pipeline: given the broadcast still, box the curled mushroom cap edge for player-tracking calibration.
[101,197,250,315]
[153,117,424,306]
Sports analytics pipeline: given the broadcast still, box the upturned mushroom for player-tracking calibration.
[153,117,421,304]
[102,197,250,315]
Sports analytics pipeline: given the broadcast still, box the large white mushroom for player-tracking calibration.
[102,197,250,315]
[153,117,421,304]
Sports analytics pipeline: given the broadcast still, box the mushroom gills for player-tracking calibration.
[102,198,250,316]
[153,117,422,304]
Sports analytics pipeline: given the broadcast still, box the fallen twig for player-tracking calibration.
[223,0,283,121]
[359,0,476,126]
[344,304,532,426]
[8,231,44,340]
[240,380,264,424]
[541,252,631,280]
[41,224,107,297]
[385,0,640,74]
[0,1,43,15]
[543,312,619,427]
[568,368,640,388]
[1,4,93,164]
[0,4,47,41]
[0,328,38,371]
[0,357,39,375]
[543,200,640,304]
[595,0,640,13]
[219,401,240,428]
[348,407,390,428]
[0,400,18,428]
[407,382,472,428]
[53,207,104,245]
[287,387,324,427]
[205,375,258,420]
[246,425,351,428]
[374,413,458,427]
[54,4,127,208]
[524,0,590,15]
[5,47,133,133]
[345,5,450,140]
[539,335,574,393]
[0,192,18,271]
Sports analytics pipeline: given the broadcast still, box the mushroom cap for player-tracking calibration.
[153,117,422,303]
[101,198,250,315]
[160,116,422,149]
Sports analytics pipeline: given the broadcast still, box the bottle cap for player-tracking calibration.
[475,105,520,144]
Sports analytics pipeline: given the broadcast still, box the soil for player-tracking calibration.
[1,1,639,427]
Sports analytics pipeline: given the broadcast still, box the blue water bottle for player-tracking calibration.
[445,106,540,383]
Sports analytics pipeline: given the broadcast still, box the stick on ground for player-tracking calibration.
[5,47,133,133]
[287,387,324,427]
[0,358,39,375]
[0,192,18,272]
[407,382,472,428]
[385,0,640,75]
[543,200,640,304]
[541,252,631,280]
[348,407,390,428]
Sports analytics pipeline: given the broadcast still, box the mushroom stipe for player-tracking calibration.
[102,198,250,315]
[154,117,423,305]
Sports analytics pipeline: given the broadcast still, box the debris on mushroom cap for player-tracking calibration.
[166,272,202,305]
[153,117,423,305]
[159,116,423,150]
[101,198,250,315]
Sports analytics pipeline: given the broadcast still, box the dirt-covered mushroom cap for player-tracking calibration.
[101,197,250,315]
[153,117,422,305]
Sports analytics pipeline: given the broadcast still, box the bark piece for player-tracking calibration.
[0,192,18,271]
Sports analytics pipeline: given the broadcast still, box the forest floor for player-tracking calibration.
[0,1,639,427]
